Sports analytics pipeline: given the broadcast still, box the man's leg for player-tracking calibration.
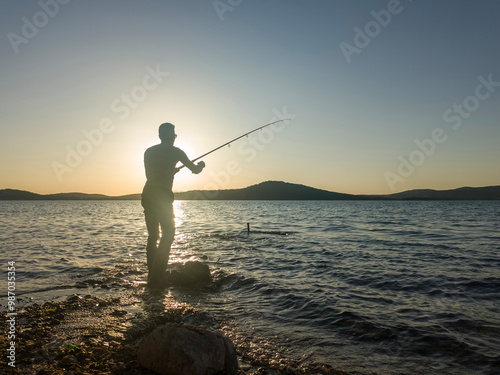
[144,209,160,277]
[151,205,175,278]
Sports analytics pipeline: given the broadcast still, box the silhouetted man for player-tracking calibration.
[142,122,205,285]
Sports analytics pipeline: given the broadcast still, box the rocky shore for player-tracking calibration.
[1,262,346,375]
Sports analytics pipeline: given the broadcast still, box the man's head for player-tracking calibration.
[159,122,176,144]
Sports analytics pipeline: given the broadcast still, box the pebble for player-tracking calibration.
[67,294,83,302]
[111,309,128,317]
[60,354,79,367]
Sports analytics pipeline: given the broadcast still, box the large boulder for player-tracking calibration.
[138,323,238,375]
[166,261,212,287]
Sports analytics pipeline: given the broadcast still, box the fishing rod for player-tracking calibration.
[176,119,290,171]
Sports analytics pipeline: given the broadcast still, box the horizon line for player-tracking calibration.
[1,180,500,198]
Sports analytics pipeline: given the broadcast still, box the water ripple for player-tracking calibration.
[1,200,499,374]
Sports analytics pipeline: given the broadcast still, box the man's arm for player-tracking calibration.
[177,149,205,174]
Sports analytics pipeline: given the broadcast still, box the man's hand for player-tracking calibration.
[193,161,205,174]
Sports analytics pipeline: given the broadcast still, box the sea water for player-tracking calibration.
[1,200,499,374]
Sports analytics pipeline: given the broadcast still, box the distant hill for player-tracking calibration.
[44,192,111,200]
[174,181,359,200]
[1,182,499,201]
[383,185,500,200]
[0,189,43,200]
[0,189,140,201]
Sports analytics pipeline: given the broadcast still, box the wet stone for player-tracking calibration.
[138,323,238,375]
[59,354,79,368]
[111,309,128,317]
[67,294,83,302]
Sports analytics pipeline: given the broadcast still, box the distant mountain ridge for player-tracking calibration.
[1,182,499,201]
[0,189,141,201]
[381,186,500,200]
[175,181,358,200]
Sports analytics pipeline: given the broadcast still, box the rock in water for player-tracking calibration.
[138,324,238,375]
[167,261,212,287]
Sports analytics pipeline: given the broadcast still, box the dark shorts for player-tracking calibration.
[141,184,175,231]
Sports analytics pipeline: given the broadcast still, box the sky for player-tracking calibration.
[1,0,499,196]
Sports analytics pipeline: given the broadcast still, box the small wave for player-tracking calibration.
[216,273,260,292]
[458,277,500,294]
[17,284,78,296]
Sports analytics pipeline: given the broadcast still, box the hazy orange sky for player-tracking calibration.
[1,1,499,196]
